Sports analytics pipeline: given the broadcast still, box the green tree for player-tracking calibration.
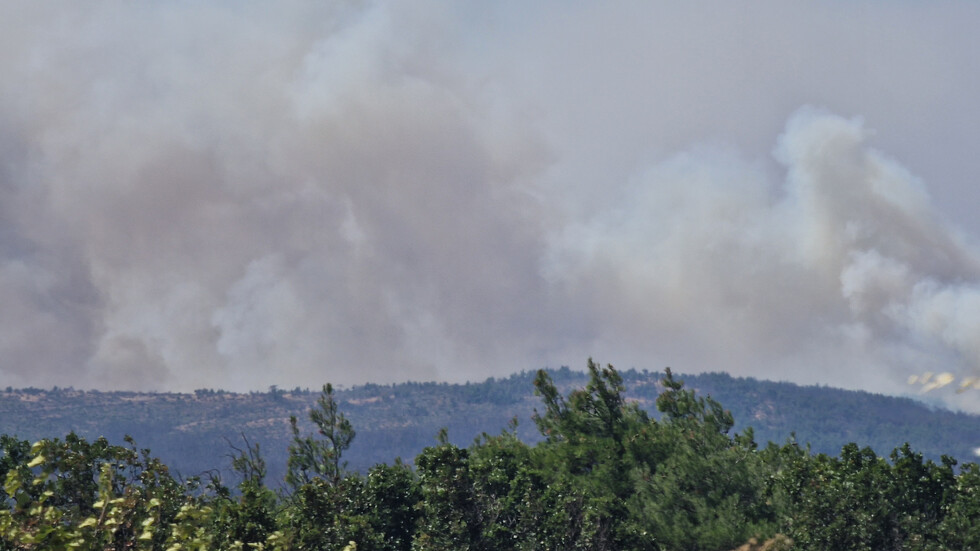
[886,443,956,550]
[413,430,479,551]
[466,424,548,551]
[624,368,776,550]
[280,476,382,551]
[280,383,388,550]
[207,435,279,548]
[286,383,355,490]
[937,461,980,549]
[779,444,892,551]
[363,460,420,551]
[532,360,655,550]
[0,434,188,550]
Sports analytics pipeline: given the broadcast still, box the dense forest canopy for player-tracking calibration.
[1,360,979,550]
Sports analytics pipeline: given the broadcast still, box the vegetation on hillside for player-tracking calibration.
[1,360,979,550]
[1,368,978,486]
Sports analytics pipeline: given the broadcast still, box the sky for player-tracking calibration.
[3,2,980,410]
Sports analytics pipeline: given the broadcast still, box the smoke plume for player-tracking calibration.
[3,2,980,412]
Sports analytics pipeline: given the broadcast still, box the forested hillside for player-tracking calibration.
[0,368,977,485]
[2,362,979,550]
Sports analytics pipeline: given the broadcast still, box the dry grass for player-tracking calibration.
[729,534,793,551]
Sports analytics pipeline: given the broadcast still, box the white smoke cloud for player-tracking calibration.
[545,107,980,405]
[3,2,980,412]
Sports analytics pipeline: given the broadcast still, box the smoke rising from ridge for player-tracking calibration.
[3,2,980,410]
[546,108,980,405]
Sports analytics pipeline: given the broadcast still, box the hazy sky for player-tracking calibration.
[3,2,980,410]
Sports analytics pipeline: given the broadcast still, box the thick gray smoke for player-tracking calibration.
[3,2,980,411]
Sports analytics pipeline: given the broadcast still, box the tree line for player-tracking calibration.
[1,360,978,550]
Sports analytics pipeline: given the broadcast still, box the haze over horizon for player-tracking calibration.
[3,2,980,411]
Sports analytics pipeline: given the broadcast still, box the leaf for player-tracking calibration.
[78,517,98,528]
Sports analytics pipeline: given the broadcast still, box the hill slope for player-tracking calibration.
[1,368,977,485]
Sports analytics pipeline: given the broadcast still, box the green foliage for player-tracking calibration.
[531,360,649,549]
[624,369,775,550]
[4,369,980,481]
[936,462,980,549]
[0,433,189,550]
[364,461,420,551]
[776,441,961,551]
[1,362,980,550]
[286,383,355,490]
[279,476,383,551]
[413,437,479,550]
[208,435,279,549]
[280,385,422,551]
